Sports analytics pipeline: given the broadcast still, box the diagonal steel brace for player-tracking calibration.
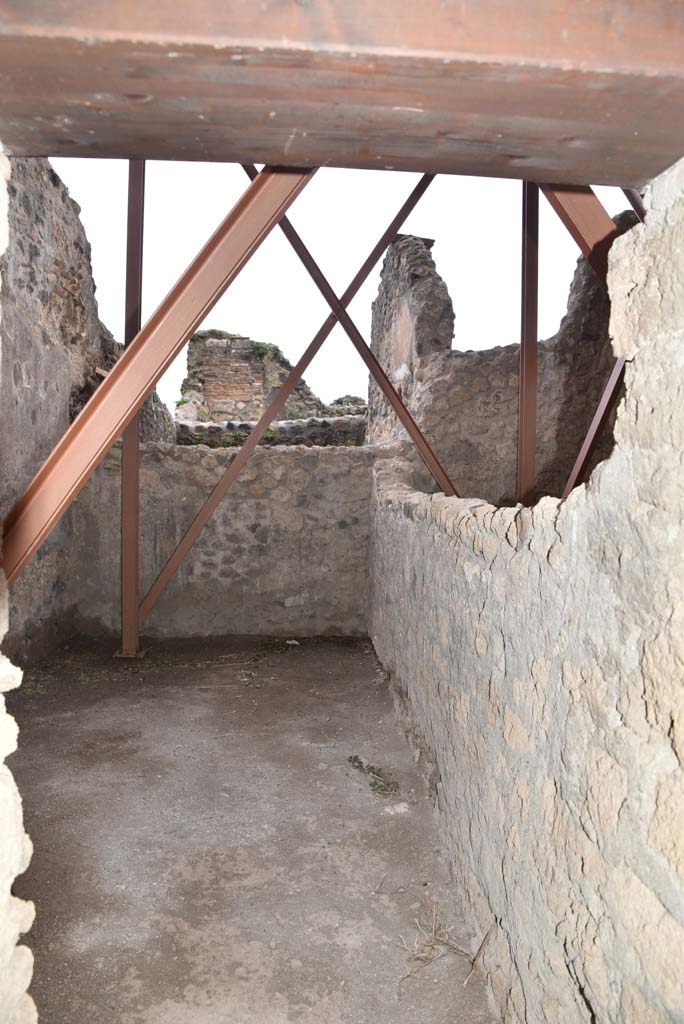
[139,172,449,623]
[2,166,314,586]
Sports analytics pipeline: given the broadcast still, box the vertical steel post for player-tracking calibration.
[120,159,145,656]
[516,181,539,505]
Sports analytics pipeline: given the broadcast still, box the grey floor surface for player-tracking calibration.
[9,636,496,1023]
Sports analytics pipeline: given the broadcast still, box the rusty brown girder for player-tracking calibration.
[119,159,145,657]
[541,185,618,280]
[2,3,684,186]
[558,170,647,497]
[623,187,647,223]
[562,357,627,498]
[516,182,539,505]
[139,172,438,624]
[2,166,314,587]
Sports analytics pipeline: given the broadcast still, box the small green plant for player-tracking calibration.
[347,754,400,796]
[253,342,270,360]
[175,396,189,407]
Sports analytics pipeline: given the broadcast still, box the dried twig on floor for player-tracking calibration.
[397,896,470,987]
[463,923,495,987]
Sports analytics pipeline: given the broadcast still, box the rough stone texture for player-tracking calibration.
[178,330,331,422]
[0,145,37,1024]
[0,157,172,658]
[72,443,393,639]
[369,158,684,1022]
[369,225,635,504]
[70,328,175,445]
[176,413,366,449]
[8,637,494,1024]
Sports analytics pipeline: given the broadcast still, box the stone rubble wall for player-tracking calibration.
[0,146,37,1024]
[176,413,366,449]
[369,224,635,505]
[369,158,684,1022]
[71,442,392,639]
[0,157,172,659]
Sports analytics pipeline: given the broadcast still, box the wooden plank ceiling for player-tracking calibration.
[0,1,683,186]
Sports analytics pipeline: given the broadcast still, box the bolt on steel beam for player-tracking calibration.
[2,166,314,586]
[139,173,437,623]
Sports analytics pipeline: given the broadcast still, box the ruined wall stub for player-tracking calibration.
[178,331,331,423]
[369,224,635,504]
[369,158,684,1023]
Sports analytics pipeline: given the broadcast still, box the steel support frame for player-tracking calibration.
[120,159,145,657]
[2,166,315,586]
[243,165,455,495]
[559,186,644,496]
[541,185,618,280]
[139,171,453,624]
[3,161,640,637]
[561,357,627,497]
[516,182,539,505]
[540,184,630,498]
[623,187,646,222]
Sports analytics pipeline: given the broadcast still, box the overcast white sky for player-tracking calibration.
[50,158,628,413]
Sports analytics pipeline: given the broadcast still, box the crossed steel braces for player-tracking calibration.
[1,163,639,656]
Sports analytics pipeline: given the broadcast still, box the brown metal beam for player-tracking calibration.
[541,185,618,281]
[1,4,683,185]
[543,184,625,497]
[120,159,145,657]
[139,173,436,624]
[562,357,627,498]
[516,182,539,505]
[623,188,647,223]
[242,164,456,497]
[2,166,314,587]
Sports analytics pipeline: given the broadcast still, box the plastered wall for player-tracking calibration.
[369,158,684,1022]
[0,147,37,1024]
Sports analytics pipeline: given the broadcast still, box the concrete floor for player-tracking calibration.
[9,637,495,1023]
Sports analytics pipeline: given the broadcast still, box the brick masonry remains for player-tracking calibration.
[176,329,367,433]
